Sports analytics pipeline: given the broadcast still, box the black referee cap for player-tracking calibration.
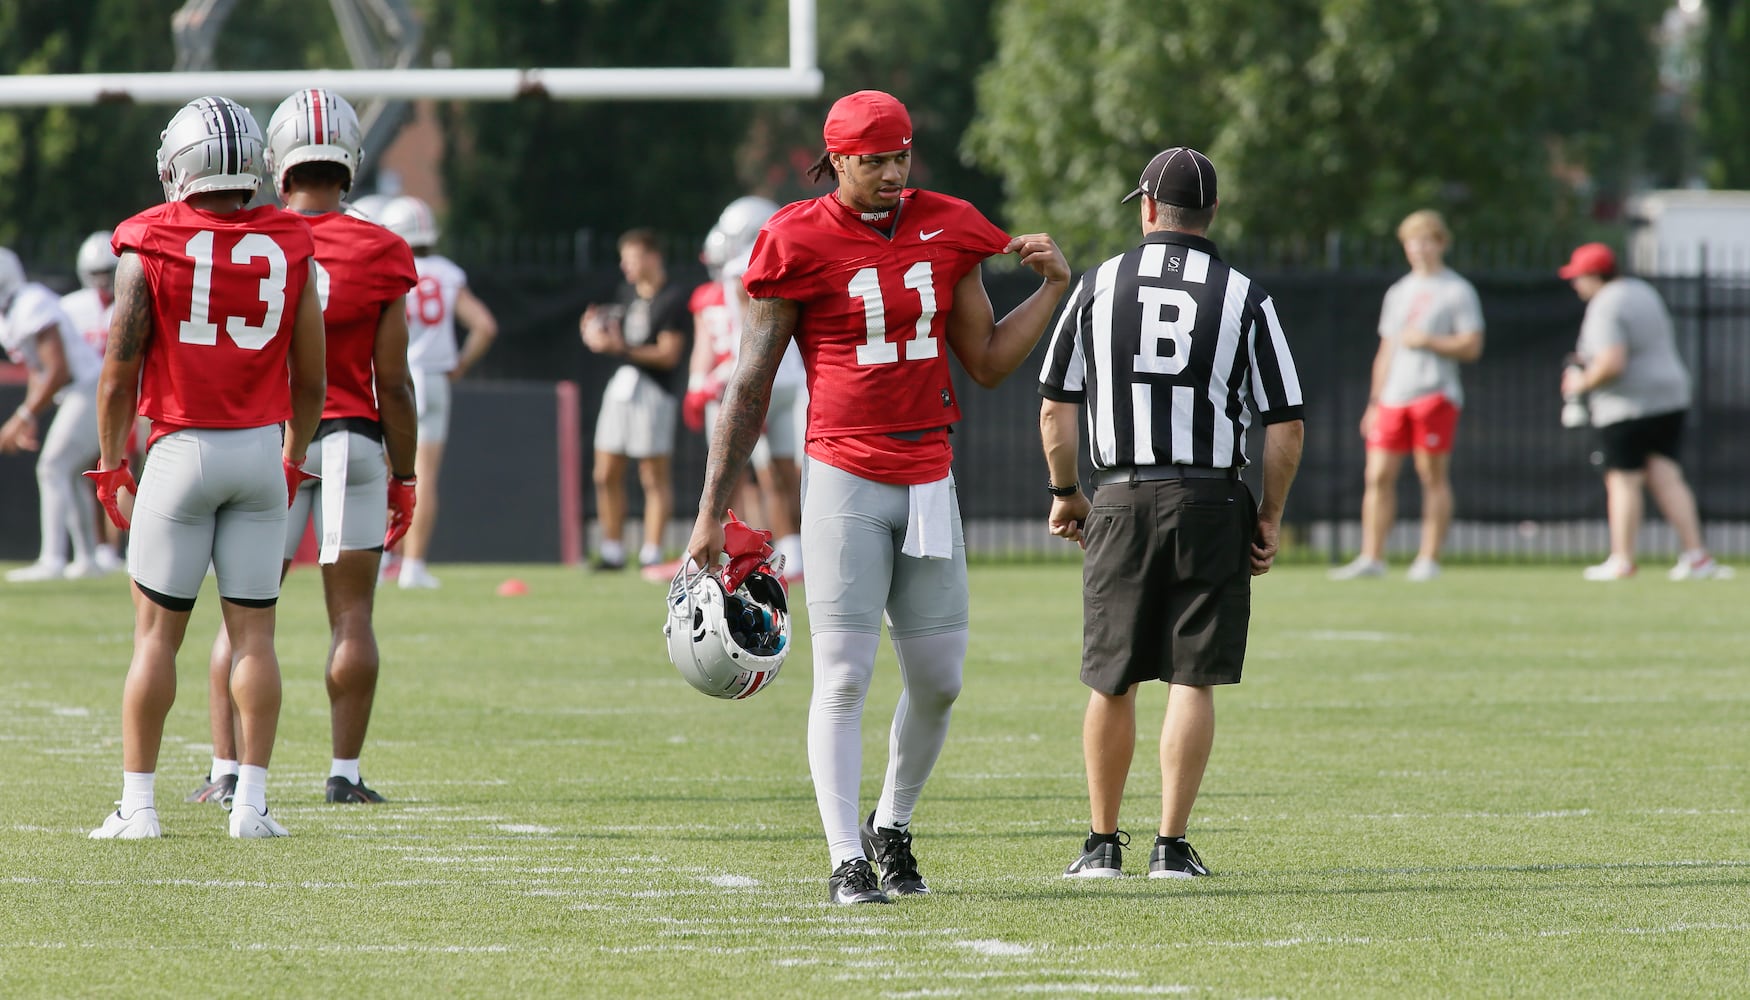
[1122,147,1217,208]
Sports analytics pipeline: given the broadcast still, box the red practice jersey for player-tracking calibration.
[743,189,1009,483]
[689,280,736,378]
[299,211,418,421]
[111,202,316,441]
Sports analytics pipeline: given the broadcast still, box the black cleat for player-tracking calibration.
[185,773,237,806]
[1063,830,1129,878]
[827,858,891,905]
[325,775,386,803]
[860,811,929,896]
[1148,837,1211,879]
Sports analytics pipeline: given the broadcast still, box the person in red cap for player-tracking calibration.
[686,88,1071,905]
[1559,243,1728,581]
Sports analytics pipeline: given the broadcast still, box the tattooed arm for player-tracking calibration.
[94,251,152,471]
[685,295,799,568]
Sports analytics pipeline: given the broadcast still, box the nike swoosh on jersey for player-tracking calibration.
[920,229,944,241]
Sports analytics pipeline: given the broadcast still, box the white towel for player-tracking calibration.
[604,365,640,403]
[317,432,348,565]
[900,475,954,560]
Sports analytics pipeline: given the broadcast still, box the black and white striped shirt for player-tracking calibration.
[1038,231,1304,469]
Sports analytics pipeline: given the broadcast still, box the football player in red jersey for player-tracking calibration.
[87,96,327,839]
[686,90,1071,904]
[195,89,418,809]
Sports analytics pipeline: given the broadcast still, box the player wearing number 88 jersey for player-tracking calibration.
[688,90,1072,903]
[88,96,327,840]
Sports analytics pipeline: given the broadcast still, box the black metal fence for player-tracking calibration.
[4,233,1747,564]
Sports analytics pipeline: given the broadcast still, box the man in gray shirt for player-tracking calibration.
[1559,242,1728,581]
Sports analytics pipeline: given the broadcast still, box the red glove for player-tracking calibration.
[283,456,319,508]
[83,464,138,531]
[385,475,418,549]
[719,509,777,594]
[682,389,712,433]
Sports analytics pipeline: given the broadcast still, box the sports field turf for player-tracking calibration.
[2,561,1745,998]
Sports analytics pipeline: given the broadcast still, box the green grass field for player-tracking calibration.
[2,561,1746,998]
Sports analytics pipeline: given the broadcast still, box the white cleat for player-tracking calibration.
[1669,554,1734,581]
[94,547,125,574]
[7,560,69,583]
[1405,558,1441,582]
[90,807,162,839]
[397,566,441,590]
[229,804,291,839]
[1327,557,1386,581]
[63,558,112,580]
[1583,557,1637,581]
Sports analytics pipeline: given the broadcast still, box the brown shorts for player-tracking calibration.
[1080,477,1255,694]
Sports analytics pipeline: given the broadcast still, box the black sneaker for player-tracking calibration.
[1063,830,1129,878]
[827,858,892,905]
[325,775,386,803]
[185,773,236,806]
[860,811,929,896]
[1148,837,1211,879]
[589,556,626,573]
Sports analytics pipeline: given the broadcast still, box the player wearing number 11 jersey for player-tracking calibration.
[687,90,1072,904]
[89,96,327,840]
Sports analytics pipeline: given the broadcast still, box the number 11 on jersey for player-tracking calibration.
[850,261,938,366]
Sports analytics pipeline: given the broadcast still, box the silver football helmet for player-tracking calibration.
[76,231,118,288]
[664,561,790,700]
[702,195,779,275]
[264,88,364,194]
[344,193,393,222]
[0,246,24,311]
[378,196,439,248]
[155,96,266,203]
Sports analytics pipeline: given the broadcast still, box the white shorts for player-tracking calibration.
[284,430,389,558]
[129,425,288,603]
[799,459,968,639]
[594,374,678,459]
[412,368,452,445]
[704,382,803,470]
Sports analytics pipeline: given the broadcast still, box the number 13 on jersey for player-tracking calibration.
[849,261,938,366]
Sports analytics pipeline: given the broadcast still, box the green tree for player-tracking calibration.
[967,0,1668,260]
[1700,0,1750,186]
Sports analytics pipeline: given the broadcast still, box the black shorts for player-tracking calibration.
[1080,477,1255,694]
[1598,410,1686,470]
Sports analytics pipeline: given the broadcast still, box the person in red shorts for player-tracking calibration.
[1330,210,1484,582]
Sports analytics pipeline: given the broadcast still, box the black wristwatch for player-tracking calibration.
[1047,480,1080,497]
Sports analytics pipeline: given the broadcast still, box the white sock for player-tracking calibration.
[639,542,662,565]
[599,540,626,564]
[873,629,967,831]
[121,771,155,816]
[235,764,268,814]
[1683,548,1709,564]
[807,631,881,868]
[212,757,240,779]
[330,758,361,783]
[400,557,426,578]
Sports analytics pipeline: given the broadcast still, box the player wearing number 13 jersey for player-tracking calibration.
[687,90,1072,904]
[88,96,328,841]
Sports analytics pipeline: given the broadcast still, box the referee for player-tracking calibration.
[1037,146,1304,879]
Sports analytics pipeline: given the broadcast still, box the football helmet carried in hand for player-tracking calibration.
[264,88,364,194]
[156,96,266,203]
[663,513,790,700]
